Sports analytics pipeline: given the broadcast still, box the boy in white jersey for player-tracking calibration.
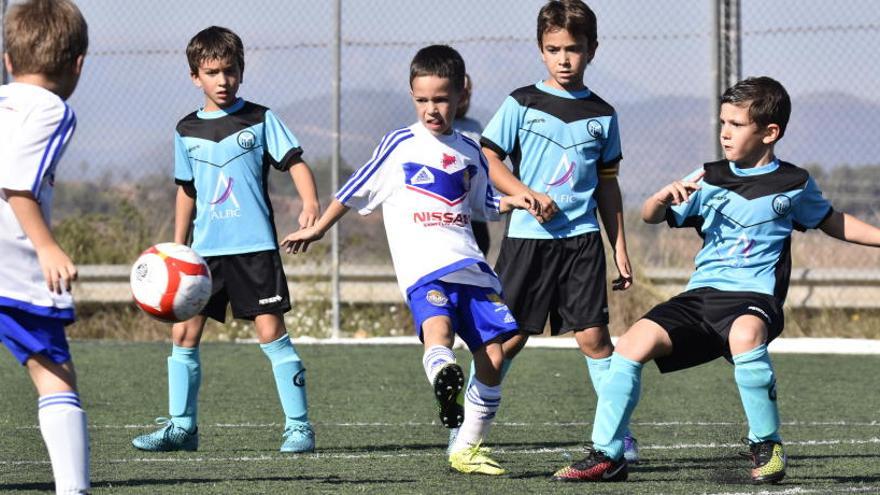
[282,45,540,475]
[0,1,90,493]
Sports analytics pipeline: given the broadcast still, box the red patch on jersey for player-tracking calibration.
[441,153,456,169]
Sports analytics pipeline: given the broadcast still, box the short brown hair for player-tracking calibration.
[409,45,466,93]
[186,26,245,76]
[537,0,597,48]
[721,76,792,140]
[3,0,88,76]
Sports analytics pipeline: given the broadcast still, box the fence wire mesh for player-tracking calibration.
[4,1,879,336]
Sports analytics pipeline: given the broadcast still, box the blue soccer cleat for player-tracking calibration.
[131,418,198,452]
[280,420,315,453]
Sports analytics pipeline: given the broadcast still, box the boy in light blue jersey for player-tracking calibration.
[132,26,321,454]
[551,77,880,483]
[479,0,638,461]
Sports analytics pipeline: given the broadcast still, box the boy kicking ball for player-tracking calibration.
[282,45,541,475]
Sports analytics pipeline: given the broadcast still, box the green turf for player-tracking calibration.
[2,342,879,494]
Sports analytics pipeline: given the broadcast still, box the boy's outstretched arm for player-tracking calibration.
[483,147,558,222]
[641,171,705,224]
[281,199,350,254]
[595,176,633,290]
[174,184,196,244]
[819,211,880,247]
[4,189,76,294]
[288,160,321,229]
[499,191,541,217]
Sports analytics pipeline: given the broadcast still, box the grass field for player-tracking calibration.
[2,342,879,494]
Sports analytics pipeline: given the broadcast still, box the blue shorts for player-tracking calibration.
[408,280,518,352]
[0,307,72,365]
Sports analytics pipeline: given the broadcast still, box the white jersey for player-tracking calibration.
[0,83,77,316]
[336,122,502,298]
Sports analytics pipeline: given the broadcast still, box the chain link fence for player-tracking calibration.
[4,1,879,336]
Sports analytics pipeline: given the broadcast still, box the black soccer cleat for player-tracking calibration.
[432,363,465,428]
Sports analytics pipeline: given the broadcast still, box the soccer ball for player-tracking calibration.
[130,243,212,323]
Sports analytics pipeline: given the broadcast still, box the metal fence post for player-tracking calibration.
[0,0,7,85]
[714,0,742,159]
[329,0,342,339]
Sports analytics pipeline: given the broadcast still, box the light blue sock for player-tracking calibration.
[168,345,200,433]
[260,334,309,428]
[467,357,512,386]
[591,353,642,460]
[586,355,634,438]
[733,344,781,443]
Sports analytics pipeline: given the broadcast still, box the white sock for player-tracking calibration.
[450,378,501,453]
[38,393,90,495]
[422,345,456,384]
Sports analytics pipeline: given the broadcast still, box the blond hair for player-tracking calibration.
[3,0,88,76]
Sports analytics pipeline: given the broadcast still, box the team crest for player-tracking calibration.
[487,293,504,306]
[426,289,448,307]
[441,153,456,169]
[586,119,604,139]
[771,194,791,216]
[237,130,256,149]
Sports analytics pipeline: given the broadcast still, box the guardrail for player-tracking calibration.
[76,265,880,309]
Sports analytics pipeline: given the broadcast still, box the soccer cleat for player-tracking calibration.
[432,363,465,428]
[449,443,506,475]
[280,421,315,453]
[740,438,786,484]
[552,445,628,482]
[447,427,460,455]
[623,434,640,464]
[131,418,198,452]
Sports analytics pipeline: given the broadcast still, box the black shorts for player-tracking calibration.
[494,232,608,335]
[200,250,291,322]
[644,287,784,373]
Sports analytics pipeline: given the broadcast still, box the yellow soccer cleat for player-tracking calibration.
[741,439,786,484]
[449,443,506,476]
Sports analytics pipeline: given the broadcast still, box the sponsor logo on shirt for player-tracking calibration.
[503,312,516,323]
[412,211,471,227]
[772,194,791,216]
[209,171,241,220]
[237,130,256,150]
[426,289,448,306]
[187,145,201,153]
[525,117,545,125]
[587,119,604,139]
[411,166,435,185]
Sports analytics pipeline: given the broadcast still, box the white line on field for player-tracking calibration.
[705,487,879,495]
[4,420,879,430]
[3,437,879,466]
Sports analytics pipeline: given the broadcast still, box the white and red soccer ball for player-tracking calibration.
[130,243,212,322]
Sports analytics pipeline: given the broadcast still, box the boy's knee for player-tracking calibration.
[575,326,613,358]
[728,317,767,353]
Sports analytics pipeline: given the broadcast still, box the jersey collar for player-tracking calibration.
[536,81,591,100]
[728,158,780,177]
[197,98,245,119]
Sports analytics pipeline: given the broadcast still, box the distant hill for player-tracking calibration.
[62,88,880,196]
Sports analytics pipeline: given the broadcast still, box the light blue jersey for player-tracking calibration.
[481,82,622,239]
[174,98,303,256]
[667,159,833,301]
